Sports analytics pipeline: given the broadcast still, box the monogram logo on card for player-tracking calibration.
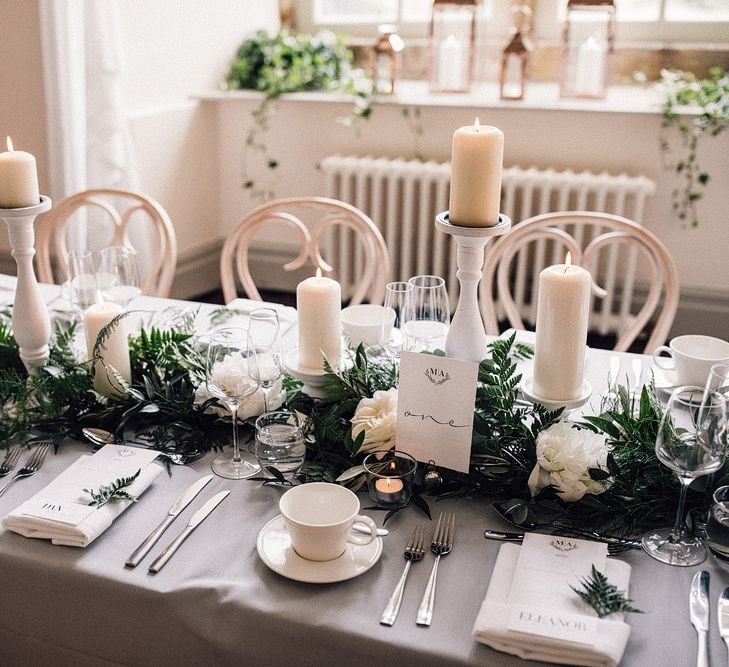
[549,539,578,552]
[424,367,451,386]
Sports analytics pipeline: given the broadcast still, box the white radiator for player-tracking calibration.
[321,155,655,335]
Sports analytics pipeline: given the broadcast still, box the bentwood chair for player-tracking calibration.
[36,189,178,297]
[220,197,391,305]
[481,211,679,354]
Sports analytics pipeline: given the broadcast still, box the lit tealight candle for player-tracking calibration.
[375,477,405,497]
[0,137,40,208]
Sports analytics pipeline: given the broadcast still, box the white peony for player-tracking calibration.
[527,421,612,502]
[194,355,285,420]
[351,388,398,454]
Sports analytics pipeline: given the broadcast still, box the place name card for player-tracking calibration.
[395,351,478,473]
[506,533,608,645]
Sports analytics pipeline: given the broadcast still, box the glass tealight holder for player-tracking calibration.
[363,450,417,509]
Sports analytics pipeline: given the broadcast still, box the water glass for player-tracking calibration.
[381,281,413,358]
[642,386,727,566]
[706,485,729,564]
[98,246,141,309]
[248,308,283,413]
[401,275,449,353]
[255,411,305,473]
[66,250,98,316]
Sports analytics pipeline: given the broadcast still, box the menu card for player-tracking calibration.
[506,533,608,646]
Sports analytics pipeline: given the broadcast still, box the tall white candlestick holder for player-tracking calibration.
[435,211,511,363]
[0,196,53,371]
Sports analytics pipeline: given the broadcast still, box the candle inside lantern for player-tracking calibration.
[449,119,504,227]
[0,137,40,208]
[573,35,605,97]
[437,34,465,91]
[84,302,132,396]
[533,252,591,401]
[296,268,342,370]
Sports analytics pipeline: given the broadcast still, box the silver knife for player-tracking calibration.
[719,587,729,665]
[690,570,710,667]
[125,474,213,568]
[483,529,642,549]
[148,490,230,574]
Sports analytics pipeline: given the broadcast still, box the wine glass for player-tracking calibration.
[642,386,727,566]
[66,250,98,318]
[706,364,729,400]
[381,281,413,358]
[98,246,141,309]
[206,327,261,479]
[247,308,283,413]
[401,275,450,353]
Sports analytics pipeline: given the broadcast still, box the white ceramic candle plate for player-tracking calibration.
[520,376,593,411]
[256,514,383,584]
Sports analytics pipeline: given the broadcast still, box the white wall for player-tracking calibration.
[117,0,279,296]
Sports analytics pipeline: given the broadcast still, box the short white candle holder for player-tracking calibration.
[0,196,53,371]
[520,374,593,412]
[435,211,511,363]
[284,348,353,399]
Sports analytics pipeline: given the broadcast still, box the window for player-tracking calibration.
[300,0,729,45]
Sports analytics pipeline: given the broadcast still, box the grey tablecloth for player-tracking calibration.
[0,325,726,666]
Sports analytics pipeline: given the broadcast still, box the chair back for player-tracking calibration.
[482,211,679,353]
[221,197,390,305]
[36,188,177,297]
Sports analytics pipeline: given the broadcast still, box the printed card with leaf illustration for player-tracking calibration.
[395,351,478,473]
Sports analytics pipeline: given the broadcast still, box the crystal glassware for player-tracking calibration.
[706,485,729,564]
[248,308,283,413]
[66,250,98,318]
[255,411,306,473]
[642,386,727,566]
[381,281,413,358]
[363,450,417,509]
[707,363,729,400]
[206,327,261,479]
[98,246,141,309]
[401,275,450,353]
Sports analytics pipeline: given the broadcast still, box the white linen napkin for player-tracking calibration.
[3,445,162,547]
[472,543,632,667]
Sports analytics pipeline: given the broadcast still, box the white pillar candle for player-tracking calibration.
[84,302,132,396]
[297,269,341,370]
[533,254,591,401]
[449,120,504,227]
[0,137,40,208]
[437,34,465,91]
[573,36,605,97]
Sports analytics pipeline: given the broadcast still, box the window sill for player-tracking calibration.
[197,80,699,117]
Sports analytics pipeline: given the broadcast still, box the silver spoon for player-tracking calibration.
[81,427,204,466]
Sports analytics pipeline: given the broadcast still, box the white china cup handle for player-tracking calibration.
[348,515,377,546]
[652,346,675,370]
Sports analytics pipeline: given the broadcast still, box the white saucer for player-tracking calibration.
[256,514,383,584]
[520,376,593,411]
[649,364,679,392]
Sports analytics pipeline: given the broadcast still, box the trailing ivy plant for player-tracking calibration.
[659,67,729,227]
[224,30,373,197]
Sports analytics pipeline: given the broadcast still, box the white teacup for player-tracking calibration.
[279,482,377,561]
[341,304,395,348]
[653,335,729,386]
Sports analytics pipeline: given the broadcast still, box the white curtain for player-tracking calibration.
[39,0,140,254]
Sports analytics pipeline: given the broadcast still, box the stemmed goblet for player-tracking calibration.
[642,385,727,566]
[381,281,413,358]
[401,275,450,353]
[206,327,261,479]
[98,246,141,309]
[66,250,98,318]
[247,308,283,413]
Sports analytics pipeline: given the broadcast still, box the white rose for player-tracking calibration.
[528,422,613,502]
[351,388,398,454]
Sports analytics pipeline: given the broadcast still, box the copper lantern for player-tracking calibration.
[559,0,615,99]
[428,0,478,93]
[370,24,405,95]
[499,5,533,101]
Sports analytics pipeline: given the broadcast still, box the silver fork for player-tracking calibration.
[0,442,51,498]
[380,525,426,626]
[0,448,22,477]
[416,512,455,627]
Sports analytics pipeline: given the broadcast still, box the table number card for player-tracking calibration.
[506,533,608,646]
[395,351,478,473]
